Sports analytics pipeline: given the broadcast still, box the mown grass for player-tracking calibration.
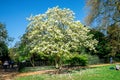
[14,64,120,80]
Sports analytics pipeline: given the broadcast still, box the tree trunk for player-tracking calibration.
[30,58,35,67]
[30,53,36,67]
[55,56,62,69]
[55,58,59,69]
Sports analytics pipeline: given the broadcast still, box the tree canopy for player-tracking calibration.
[22,7,98,68]
[0,23,9,61]
[85,0,120,28]
[85,0,120,58]
[0,23,8,42]
[107,24,120,56]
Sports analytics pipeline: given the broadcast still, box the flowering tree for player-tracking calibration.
[25,7,98,68]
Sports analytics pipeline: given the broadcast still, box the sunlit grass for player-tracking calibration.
[14,64,120,80]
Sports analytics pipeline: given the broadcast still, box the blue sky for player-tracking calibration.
[0,0,86,47]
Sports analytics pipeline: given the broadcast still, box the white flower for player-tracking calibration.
[25,6,98,58]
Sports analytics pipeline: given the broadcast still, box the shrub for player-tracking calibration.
[67,54,88,66]
[87,54,100,65]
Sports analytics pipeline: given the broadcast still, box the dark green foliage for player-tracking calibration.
[67,54,88,66]
[88,29,111,62]
[107,23,120,57]
[0,23,9,61]
[84,0,120,64]
[87,54,100,65]
[0,42,8,56]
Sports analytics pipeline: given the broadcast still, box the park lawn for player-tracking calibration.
[14,64,120,80]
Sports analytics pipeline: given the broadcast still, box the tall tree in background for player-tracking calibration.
[0,23,8,42]
[85,0,120,58]
[0,23,9,61]
[85,0,120,28]
[107,23,120,57]
[89,29,111,60]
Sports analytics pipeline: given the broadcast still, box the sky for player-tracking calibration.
[0,0,86,47]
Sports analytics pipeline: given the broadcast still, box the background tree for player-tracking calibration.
[9,47,19,62]
[85,0,120,60]
[0,23,9,61]
[107,23,120,57]
[89,29,111,62]
[17,34,33,66]
[23,7,98,68]
[85,0,120,28]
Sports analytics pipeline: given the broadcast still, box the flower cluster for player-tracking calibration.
[25,6,98,57]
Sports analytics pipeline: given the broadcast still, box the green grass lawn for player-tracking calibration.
[14,64,120,80]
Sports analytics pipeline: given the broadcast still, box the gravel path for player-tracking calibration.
[0,69,18,80]
[0,69,55,80]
